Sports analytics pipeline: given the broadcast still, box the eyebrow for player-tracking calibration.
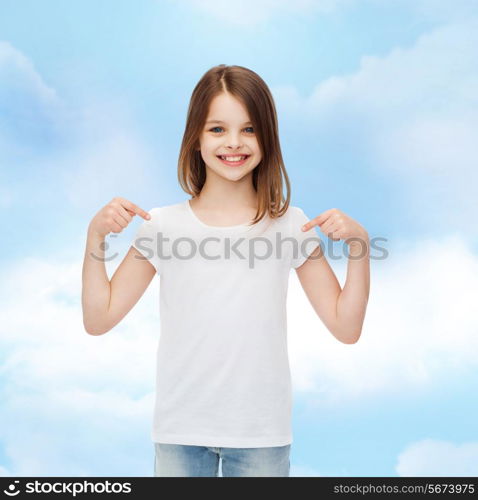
[205,120,252,125]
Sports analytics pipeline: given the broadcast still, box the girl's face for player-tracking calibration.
[198,92,262,183]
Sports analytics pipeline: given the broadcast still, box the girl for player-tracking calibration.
[82,64,370,477]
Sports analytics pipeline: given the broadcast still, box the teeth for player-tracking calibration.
[219,156,247,161]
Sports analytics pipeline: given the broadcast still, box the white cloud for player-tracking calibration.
[0,41,168,216]
[0,40,65,155]
[0,40,59,105]
[0,256,161,476]
[273,18,478,238]
[396,439,478,476]
[0,256,160,390]
[287,233,478,412]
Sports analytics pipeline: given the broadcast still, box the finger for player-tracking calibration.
[120,199,151,220]
[302,210,334,231]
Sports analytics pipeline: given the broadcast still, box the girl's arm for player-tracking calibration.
[82,197,155,335]
[296,208,370,344]
[295,239,370,344]
[82,228,112,334]
[335,238,370,343]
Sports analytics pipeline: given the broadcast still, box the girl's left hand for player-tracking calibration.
[301,208,369,245]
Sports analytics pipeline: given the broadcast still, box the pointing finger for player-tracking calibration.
[121,200,151,220]
[301,210,334,231]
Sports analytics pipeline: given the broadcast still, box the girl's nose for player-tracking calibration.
[225,134,243,148]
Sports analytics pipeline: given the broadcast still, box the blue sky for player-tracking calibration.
[1,0,478,477]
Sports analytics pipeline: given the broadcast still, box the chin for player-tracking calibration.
[219,170,250,182]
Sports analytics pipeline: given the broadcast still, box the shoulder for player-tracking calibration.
[142,201,188,231]
[282,205,308,223]
[146,201,185,218]
[286,205,305,215]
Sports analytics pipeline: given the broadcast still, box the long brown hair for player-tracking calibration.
[177,64,291,225]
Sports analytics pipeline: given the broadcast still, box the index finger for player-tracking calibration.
[302,210,333,231]
[121,199,151,220]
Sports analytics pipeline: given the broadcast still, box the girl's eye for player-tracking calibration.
[209,126,254,134]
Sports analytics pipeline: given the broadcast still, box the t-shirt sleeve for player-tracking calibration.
[130,207,162,275]
[289,207,322,269]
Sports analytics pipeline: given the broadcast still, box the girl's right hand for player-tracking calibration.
[88,197,151,238]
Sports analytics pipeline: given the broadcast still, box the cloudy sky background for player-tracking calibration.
[1,0,477,476]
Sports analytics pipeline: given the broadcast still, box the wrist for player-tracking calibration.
[347,230,369,247]
[87,224,106,241]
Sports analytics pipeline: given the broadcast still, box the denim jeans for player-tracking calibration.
[154,442,291,477]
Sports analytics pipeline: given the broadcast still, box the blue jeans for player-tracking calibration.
[154,442,291,477]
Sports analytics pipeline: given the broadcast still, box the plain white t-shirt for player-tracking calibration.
[131,199,320,448]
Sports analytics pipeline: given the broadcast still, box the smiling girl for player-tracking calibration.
[82,64,370,477]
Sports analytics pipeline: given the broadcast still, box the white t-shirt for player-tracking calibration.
[131,199,320,448]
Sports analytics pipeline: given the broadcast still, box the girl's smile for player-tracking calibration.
[216,154,251,166]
